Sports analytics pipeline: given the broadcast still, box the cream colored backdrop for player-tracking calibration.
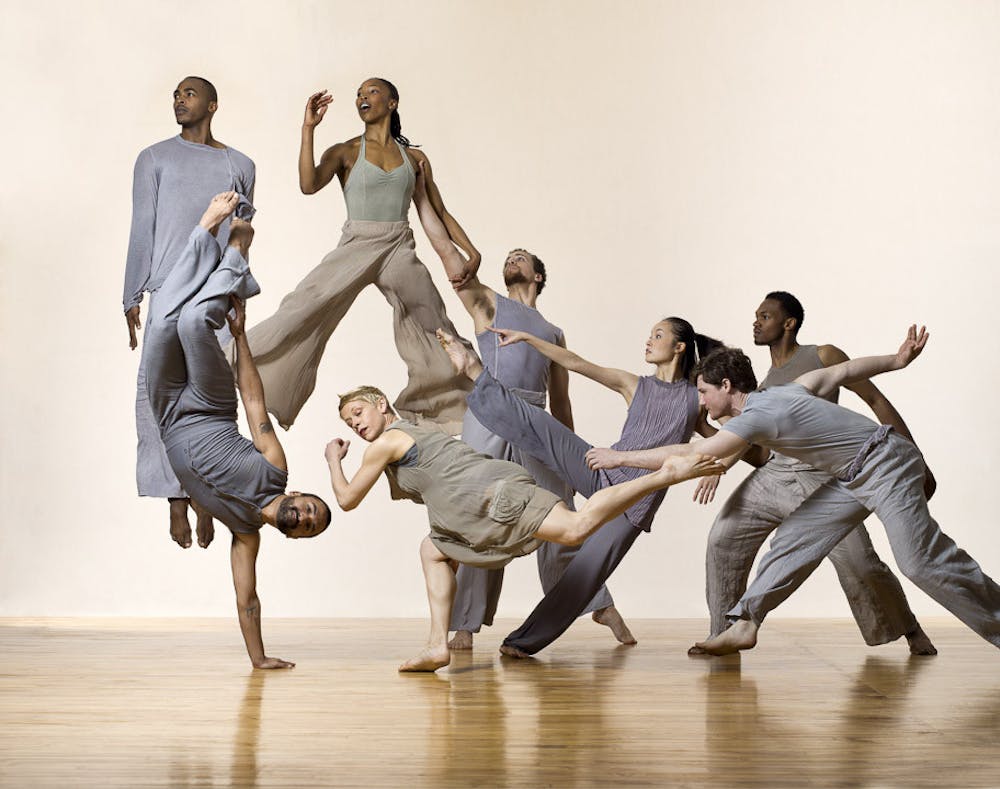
[1,1,998,624]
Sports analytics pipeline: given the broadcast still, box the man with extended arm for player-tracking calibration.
[411,178,628,650]
[587,327,1000,655]
[699,292,935,654]
[144,192,331,667]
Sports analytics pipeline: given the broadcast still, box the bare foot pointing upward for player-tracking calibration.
[198,191,239,235]
[436,328,483,379]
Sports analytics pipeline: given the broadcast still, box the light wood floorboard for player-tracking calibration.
[0,618,997,788]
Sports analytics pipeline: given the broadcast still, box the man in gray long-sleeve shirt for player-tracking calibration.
[123,76,255,549]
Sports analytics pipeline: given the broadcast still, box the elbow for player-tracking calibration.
[335,493,359,512]
[299,182,316,195]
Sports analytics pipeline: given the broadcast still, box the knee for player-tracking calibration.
[177,303,207,340]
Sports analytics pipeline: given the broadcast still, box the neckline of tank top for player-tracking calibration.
[768,344,814,373]
[357,135,409,175]
[646,375,693,388]
[174,135,229,152]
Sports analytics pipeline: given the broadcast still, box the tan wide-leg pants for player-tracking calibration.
[237,220,473,433]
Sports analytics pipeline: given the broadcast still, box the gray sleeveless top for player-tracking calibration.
[165,420,288,534]
[383,420,561,568]
[760,344,837,469]
[475,294,565,405]
[601,377,700,531]
[343,136,414,222]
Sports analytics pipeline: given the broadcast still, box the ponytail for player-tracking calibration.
[663,317,723,381]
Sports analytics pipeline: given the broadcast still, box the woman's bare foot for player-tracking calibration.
[399,643,451,672]
[659,453,725,485]
[592,605,637,645]
[448,630,474,650]
[436,329,482,379]
[905,625,938,655]
[169,499,192,549]
[499,644,532,659]
[198,191,239,235]
[691,619,758,656]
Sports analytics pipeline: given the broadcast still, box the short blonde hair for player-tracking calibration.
[338,385,394,414]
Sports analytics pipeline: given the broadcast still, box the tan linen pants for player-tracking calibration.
[237,220,473,433]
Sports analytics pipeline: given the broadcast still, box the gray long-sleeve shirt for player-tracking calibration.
[123,135,255,311]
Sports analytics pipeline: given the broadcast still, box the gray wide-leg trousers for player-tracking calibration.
[467,371,639,654]
[450,408,612,633]
[730,436,1000,649]
[706,461,918,643]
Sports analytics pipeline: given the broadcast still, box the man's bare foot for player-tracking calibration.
[198,191,239,235]
[169,498,192,549]
[435,329,482,379]
[448,630,474,650]
[399,644,451,672]
[195,509,215,549]
[692,619,758,656]
[905,625,938,655]
[227,217,254,258]
[499,644,532,659]
[592,605,637,645]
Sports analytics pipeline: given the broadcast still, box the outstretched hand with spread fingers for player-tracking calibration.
[487,326,531,347]
[894,325,929,369]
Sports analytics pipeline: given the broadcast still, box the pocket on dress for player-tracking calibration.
[487,480,532,525]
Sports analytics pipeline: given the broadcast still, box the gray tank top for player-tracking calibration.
[760,344,838,469]
[342,136,415,222]
[475,294,565,404]
[602,377,700,531]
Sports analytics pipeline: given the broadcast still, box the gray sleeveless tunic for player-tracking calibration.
[475,294,565,403]
[759,344,837,470]
[600,377,700,531]
[343,137,414,222]
[383,420,562,569]
[164,419,288,534]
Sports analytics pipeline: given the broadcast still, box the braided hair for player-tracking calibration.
[374,78,418,148]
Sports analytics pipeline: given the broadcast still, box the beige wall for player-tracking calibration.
[2,1,998,621]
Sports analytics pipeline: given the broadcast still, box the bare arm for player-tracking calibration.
[586,430,751,471]
[409,150,481,288]
[228,297,287,471]
[230,531,294,669]
[412,160,496,329]
[325,431,412,510]
[299,91,345,194]
[795,325,929,400]
[548,335,574,430]
[818,342,936,498]
[490,327,639,402]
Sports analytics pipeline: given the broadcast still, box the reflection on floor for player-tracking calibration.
[1,618,998,787]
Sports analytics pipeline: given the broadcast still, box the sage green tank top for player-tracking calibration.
[342,136,415,222]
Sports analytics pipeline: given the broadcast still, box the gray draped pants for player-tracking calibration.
[730,435,1000,649]
[706,460,918,643]
[450,393,612,633]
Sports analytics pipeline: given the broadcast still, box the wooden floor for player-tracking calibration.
[1,618,998,788]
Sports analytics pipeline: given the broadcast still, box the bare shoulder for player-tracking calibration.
[407,147,429,163]
[369,428,414,462]
[817,343,849,366]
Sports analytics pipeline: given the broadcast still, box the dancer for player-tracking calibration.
[235,79,476,434]
[447,312,727,657]
[587,328,1000,655]
[123,75,256,549]
[701,292,936,654]
[409,181,629,650]
[327,383,721,671]
[146,192,331,668]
